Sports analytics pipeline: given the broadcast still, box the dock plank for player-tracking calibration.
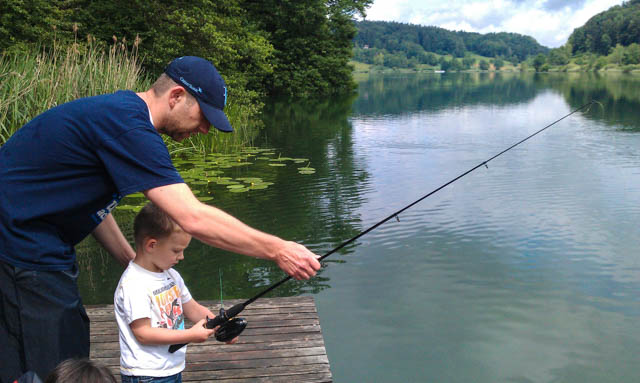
[86,297,332,382]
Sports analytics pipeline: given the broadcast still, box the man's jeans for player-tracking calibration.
[0,261,90,383]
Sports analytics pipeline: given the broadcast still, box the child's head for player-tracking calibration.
[44,358,116,383]
[133,202,191,272]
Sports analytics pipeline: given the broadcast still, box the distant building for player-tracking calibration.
[363,45,369,49]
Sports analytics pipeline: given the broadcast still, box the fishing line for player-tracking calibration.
[169,99,597,352]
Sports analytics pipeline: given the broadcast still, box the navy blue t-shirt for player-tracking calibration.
[0,90,183,270]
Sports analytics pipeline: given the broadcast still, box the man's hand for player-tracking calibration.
[275,241,321,280]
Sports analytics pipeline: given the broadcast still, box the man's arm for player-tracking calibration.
[91,214,136,267]
[145,183,321,280]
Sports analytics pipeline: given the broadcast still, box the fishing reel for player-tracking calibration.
[206,307,247,342]
[168,302,247,353]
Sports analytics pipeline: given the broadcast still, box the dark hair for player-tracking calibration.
[44,358,116,383]
[134,201,181,247]
[151,73,196,105]
[151,73,177,96]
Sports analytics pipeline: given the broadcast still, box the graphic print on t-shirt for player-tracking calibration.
[153,281,185,330]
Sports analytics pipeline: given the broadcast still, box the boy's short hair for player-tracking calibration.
[133,202,181,247]
[44,358,116,383]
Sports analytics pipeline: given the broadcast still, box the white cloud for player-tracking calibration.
[364,0,625,48]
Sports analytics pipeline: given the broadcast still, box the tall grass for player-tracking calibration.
[0,40,261,154]
[0,39,148,144]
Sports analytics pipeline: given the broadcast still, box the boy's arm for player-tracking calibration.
[182,299,215,323]
[130,317,214,345]
[182,299,239,345]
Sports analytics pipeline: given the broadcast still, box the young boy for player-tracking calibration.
[114,202,231,382]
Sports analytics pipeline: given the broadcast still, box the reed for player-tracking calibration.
[0,39,261,154]
[0,37,148,144]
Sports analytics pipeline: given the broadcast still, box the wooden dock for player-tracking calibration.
[87,296,332,382]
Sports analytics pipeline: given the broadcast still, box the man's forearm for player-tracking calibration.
[145,183,321,280]
[91,214,136,266]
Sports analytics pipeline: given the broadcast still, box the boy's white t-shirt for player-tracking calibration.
[114,260,193,377]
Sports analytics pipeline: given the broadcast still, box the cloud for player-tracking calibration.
[365,0,625,48]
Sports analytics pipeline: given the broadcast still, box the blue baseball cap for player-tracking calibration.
[164,56,233,132]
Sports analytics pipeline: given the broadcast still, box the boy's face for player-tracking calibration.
[148,230,192,272]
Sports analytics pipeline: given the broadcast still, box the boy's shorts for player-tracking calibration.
[121,372,182,383]
[0,260,90,382]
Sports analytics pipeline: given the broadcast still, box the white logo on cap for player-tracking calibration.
[179,77,203,94]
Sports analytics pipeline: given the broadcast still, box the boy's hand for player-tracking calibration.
[223,335,239,345]
[189,319,215,343]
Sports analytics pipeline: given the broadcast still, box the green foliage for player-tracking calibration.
[594,56,608,71]
[569,0,640,55]
[1,0,369,99]
[623,43,640,64]
[548,47,570,65]
[353,20,548,66]
[462,57,476,69]
[66,0,274,100]
[479,60,490,70]
[0,0,69,53]
[533,54,547,72]
[243,0,372,97]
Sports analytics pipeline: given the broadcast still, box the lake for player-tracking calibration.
[80,72,640,382]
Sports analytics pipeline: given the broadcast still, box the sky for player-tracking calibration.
[364,0,626,48]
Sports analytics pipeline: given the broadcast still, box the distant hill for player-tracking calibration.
[353,20,548,65]
[569,0,640,55]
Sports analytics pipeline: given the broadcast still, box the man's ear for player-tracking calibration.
[168,86,187,108]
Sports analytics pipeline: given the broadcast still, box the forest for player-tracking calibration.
[352,20,549,69]
[569,0,640,56]
[0,0,372,98]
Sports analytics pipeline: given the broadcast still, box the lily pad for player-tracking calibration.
[227,184,246,189]
[268,163,286,167]
[216,179,239,185]
[229,187,249,193]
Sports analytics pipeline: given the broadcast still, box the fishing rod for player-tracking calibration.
[169,100,597,353]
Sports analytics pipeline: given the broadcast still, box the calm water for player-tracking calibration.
[80,72,640,382]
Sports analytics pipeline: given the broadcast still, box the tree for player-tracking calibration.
[623,43,640,64]
[533,54,546,71]
[373,52,384,66]
[609,43,625,64]
[462,57,476,69]
[0,0,67,53]
[479,60,490,70]
[244,0,372,97]
[548,48,569,65]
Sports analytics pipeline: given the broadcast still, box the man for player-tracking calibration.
[0,56,321,382]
